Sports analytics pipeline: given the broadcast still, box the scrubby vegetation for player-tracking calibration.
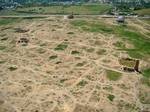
[113,41,125,49]
[107,94,115,101]
[106,70,122,81]
[76,62,85,67]
[77,80,88,87]
[71,20,150,59]
[71,50,80,55]
[141,77,150,87]
[54,43,68,51]
[8,66,18,71]
[15,4,112,15]
[142,68,150,78]
[71,20,113,33]
[0,18,21,26]
[49,55,58,60]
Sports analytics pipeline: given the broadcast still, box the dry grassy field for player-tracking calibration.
[0,16,150,112]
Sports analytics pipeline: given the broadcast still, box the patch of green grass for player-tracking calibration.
[54,43,68,51]
[142,68,150,78]
[77,80,88,87]
[8,66,17,71]
[127,51,143,59]
[141,77,150,87]
[107,94,115,102]
[71,20,113,33]
[71,20,88,26]
[49,55,58,60]
[115,27,150,59]
[71,20,150,59]
[106,70,122,81]
[0,18,21,26]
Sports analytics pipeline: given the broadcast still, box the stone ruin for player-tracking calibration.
[17,37,29,46]
[14,28,29,33]
[120,58,141,73]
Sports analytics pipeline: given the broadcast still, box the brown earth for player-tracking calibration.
[0,16,150,112]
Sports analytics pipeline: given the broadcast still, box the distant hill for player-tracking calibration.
[1,0,150,8]
[1,0,150,3]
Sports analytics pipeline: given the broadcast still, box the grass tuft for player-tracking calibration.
[77,80,88,87]
[55,43,68,51]
[49,55,58,60]
[8,66,17,71]
[71,50,80,55]
[107,94,115,101]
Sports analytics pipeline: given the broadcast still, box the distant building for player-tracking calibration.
[116,16,125,23]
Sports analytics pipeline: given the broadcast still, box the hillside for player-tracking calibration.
[0,15,150,112]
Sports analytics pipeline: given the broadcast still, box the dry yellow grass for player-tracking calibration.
[0,16,150,112]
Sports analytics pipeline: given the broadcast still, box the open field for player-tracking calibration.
[134,8,150,16]
[0,16,150,112]
[0,4,111,15]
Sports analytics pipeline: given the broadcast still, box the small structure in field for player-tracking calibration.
[119,58,140,73]
[14,28,29,33]
[67,13,74,19]
[116,16,125,23]
[17,37,29,46]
